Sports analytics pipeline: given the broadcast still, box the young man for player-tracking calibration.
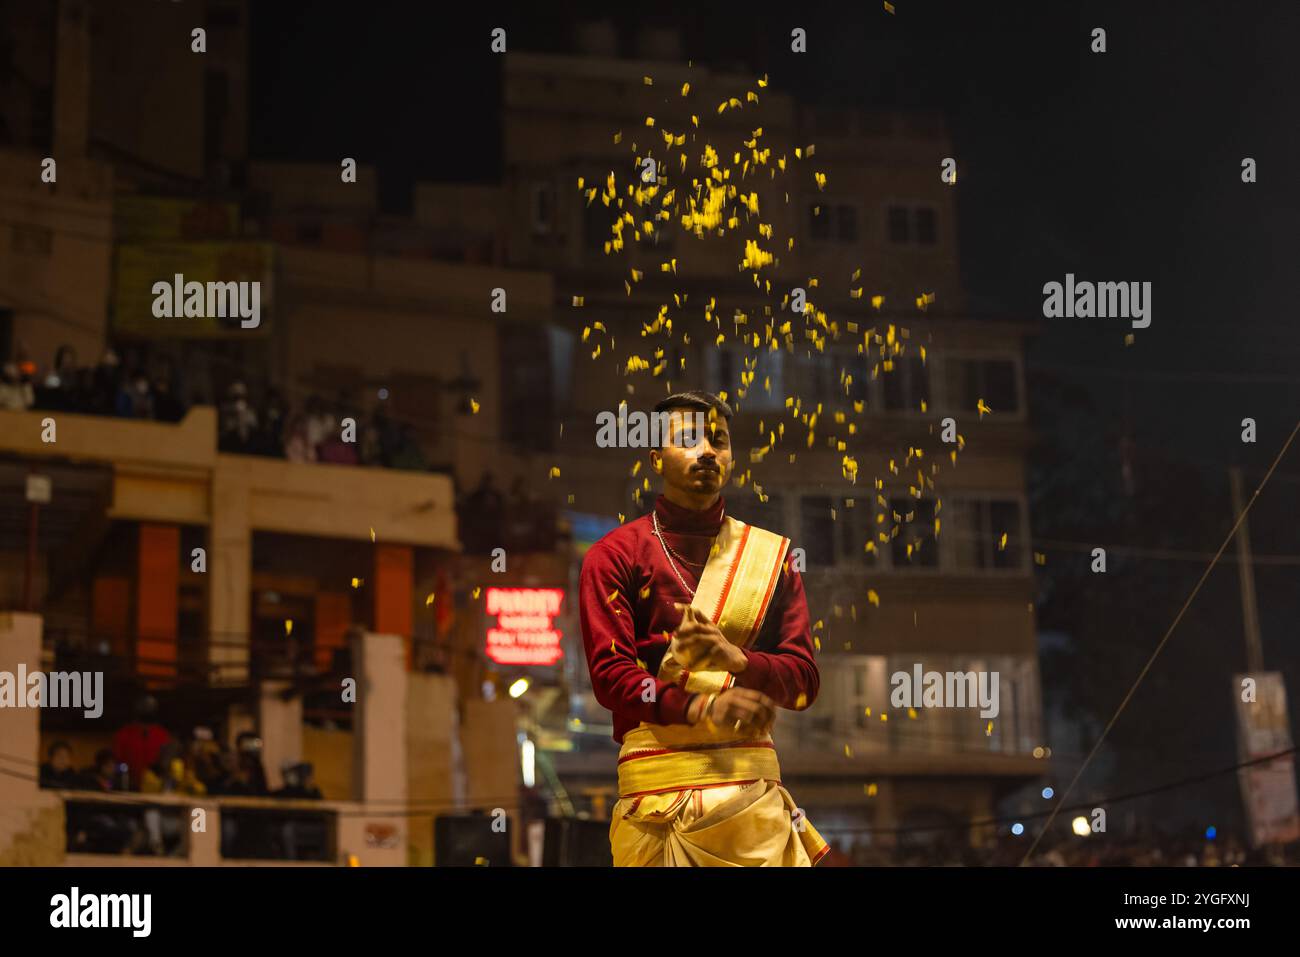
[579,390,828,866]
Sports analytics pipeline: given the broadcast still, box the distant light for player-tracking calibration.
[1041,787,1054,799]
[1205,826,1217,841]
[521,738,535,787]
[1072,816,1090,837]
[1011,823,1024,836]
[482,680,497,702]
[508,677,530,698]
[346,854,360,867]
[1032,746,1045,759]
[378,388,389,400]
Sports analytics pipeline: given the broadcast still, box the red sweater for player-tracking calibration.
[579,493,819,743]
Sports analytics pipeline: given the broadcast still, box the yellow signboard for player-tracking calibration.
[115,196,239,243]
[113,242,274,338]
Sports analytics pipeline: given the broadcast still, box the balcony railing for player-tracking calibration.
[59,791,342,866]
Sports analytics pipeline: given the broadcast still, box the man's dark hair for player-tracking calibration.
[651,391,733,450]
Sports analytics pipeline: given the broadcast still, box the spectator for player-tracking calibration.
[78,749,121,792]
[112,695,172,790]
[256,387,288,456]
[0,362,34,410]
[237,731,270,795]
[39,741,80,789]
[275,761,323,800]
[89,349,121,414]
[67,748,137,855]
[304,394,332,451]
[36,345,80,410]
[283,413,318,463]
[187,727,224,791]
[115,370,154,418]
[317,424,359,465]
[389,423,429,471]
[218,381,259,452]
[152,373,186,423]
[142,740,207,796]
[210,732,270,797]
[360,406,387,465]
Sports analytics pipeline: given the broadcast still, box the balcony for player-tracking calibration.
[0,407,457,546]
[60,792,343,866]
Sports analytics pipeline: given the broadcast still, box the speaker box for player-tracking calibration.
[434,813,513,866]
[542,817,613,867]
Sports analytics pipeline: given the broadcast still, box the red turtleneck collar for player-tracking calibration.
[653,492,725,533]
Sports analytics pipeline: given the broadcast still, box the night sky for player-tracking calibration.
[247,1,1300,826]
[249,0,1300,426]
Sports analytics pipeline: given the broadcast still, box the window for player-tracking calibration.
[583,197,610,250]
[882,356,930,413]
[705,348,734,396]
[793,351,838,402]
[530,182,555,236]
[499,323,553,450]
[914,207,937,245]
[887,206,910,244]
[708,347,784,410]
[889,497,938,569]
[885,205,938,246]
[810,203,860,244]
[808,203,830,241]
[729,493,785,537]
[838,496,879,567]
[847,657,888,730]
[949,498,1025,571]
[944,358,1019,414]
[746,350,786,410]
[799,496,836,567]
[837,204,858,243]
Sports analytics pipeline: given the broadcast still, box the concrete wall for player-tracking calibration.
[0,613,64,865]
[406,672,459,865]
[0,148,114,368]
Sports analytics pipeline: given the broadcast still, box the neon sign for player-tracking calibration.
[485,588,565,665]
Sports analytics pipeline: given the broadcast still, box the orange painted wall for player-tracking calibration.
[136,524,179,684]
[373,545,413,669]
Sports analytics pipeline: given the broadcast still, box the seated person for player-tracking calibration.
[39,741,80,789]
[77,749,121,791]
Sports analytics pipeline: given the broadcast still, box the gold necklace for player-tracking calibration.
[652,511,704,598]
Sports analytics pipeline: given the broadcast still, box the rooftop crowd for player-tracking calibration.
[3,345,431,470]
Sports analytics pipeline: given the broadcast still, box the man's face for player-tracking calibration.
[651,407,732,497]
[52,748,71,772]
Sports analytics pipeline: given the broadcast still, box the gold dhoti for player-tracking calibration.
[610,515,828,867]
[610,721,829,866]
